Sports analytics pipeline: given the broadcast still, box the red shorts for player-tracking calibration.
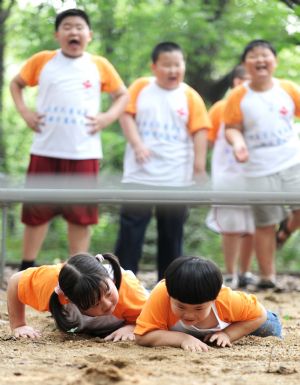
[22,155,99,226]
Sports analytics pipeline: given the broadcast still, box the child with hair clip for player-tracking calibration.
[7,253,148,340]
[134,256,282,352]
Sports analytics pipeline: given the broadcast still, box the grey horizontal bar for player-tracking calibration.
[0,188,300,205]
[0,175,299,205]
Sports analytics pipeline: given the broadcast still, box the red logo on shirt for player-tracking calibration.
[83,80,92,89]
[177,108,187,117]
[280,106,288,116]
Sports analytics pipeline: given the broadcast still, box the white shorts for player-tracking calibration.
[206,206,255,234]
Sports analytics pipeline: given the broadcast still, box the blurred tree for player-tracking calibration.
[0,0,15,172]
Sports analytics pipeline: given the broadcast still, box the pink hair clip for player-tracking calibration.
[54,284,64,296]
[95,254,104,263]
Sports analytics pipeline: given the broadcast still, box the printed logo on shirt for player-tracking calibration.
[44,105,87,126]
[83,80,92,89]
[279,106,289,116]
[177,108,187,117]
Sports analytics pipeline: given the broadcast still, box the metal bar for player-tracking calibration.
[0,188,300,205]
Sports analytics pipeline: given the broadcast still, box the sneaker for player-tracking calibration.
[256,279,277,290]
[223,274,239,289]
[238,272,258,288]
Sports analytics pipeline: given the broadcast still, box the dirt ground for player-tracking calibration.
[1,268,300,385]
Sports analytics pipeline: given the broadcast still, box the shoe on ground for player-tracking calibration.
[256,278,277,290]
[223,274,239,290]
[238,272,258,288]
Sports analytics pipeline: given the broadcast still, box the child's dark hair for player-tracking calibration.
[49,253,121,333]
[55,8,91,31]
[165,256,223,304]
[151,41,183,63]
[230,65,247,88]
[241,39,277,62]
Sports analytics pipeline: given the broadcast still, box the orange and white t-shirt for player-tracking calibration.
[208,99,245,183]
[122,77,211,186]
[224,79,300,177]
[134,280,262,336]
[18,263,148,325]
[19,50,124,160]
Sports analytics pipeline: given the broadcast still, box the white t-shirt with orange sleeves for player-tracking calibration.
[18,263,148,326]
[122,77,211,186]
[134,280,262,336]
[224,78,300,177]
[19,50,124,160]
[209,99,245,184]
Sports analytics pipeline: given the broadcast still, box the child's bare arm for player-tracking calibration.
[204,306,267,347]
[7,271,40,338]
[10,75,44,132]
[225,125,249,162]
[86,85,129,134]
[120,112,151,163]
[193,129,207,177]
[135,330,209,352]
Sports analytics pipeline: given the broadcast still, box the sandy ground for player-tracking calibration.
[1,268,300,385]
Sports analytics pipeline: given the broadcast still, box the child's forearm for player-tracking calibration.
[7,272,26,330]
[135,330,188,348]
[104,86,129,125]
[225,127,244,147]
[120,113,143,148]
[10,75,29,116]
[223,307,267,342]
[225,126,249,162]
[193,129,207,174]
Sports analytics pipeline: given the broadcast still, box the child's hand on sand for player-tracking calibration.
[180,334,209,352]
[104,324,135,342]
[204,331,232,348]
[13,325,41,339]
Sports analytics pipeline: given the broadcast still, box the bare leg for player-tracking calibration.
[255,225,276,281]
[222,233,241,275]
[239,234,254,274]
[22,223,49,261]
[67,222,91,255]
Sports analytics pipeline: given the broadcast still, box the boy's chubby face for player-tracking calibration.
[170,297,213,326]
[55,16,92,58]
[243,46,277,81]
[151,50,186,90]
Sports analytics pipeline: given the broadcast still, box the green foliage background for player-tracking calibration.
[2,0,300,271]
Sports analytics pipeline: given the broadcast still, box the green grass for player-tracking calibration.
[2,204,300,272]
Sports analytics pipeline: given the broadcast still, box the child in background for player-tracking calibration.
[225,39,300,289]
[7,253,148,340]
[115,41,211,281]
[206,65,256,289]
[10,8,128,271]
[135,256,281,352]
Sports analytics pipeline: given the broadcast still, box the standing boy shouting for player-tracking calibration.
[207,65,256,289]
[115,42,211,280]
[10,8,128,270]
[225,39,300,289]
